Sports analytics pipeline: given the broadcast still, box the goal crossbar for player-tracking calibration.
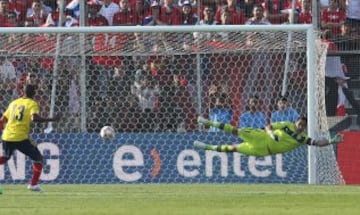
[0,24,313,34]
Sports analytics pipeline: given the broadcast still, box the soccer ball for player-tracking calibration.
[100,126,115,140]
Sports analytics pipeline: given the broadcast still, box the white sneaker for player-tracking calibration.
[27,184,44,192]
[197,116,210,125]
[193,141,208,150]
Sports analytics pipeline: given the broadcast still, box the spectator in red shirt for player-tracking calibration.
[143,1,166,26]
[113,0,136,26]
[87,1,108,26]
[194,6,218,45]
[216,8,233,42]
[297,0,311,24]
[319,0,346,10]
[262,0,288,24]
[211,8,240,50]
[159,0,181,25]
[245,4,271,25]
[27,0,47,27]
[133,0,147,25]
[8,0,26,23]
[179,1,198,25]
[6,10,18,26]
[321,0,345,38]
[283,0,301,10]
[238,0,262,20]
[215,0,245,24]
[0,0,9,27]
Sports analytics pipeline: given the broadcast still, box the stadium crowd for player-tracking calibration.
[1,0,360,133]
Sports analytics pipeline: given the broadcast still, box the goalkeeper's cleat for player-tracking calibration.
[197,116,211,126]
[27,184,44,192]
[194,141,209,150]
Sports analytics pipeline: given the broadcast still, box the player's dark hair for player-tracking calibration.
[297,115,308,124]
[278,96,288,102]
[253,4,264,11]
[24,84,36,98]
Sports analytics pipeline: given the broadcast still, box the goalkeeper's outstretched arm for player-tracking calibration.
[306,133,344,147]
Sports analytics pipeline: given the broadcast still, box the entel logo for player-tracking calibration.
[113,145,287,182]
[0,142,60,181]
[0,143,287,182]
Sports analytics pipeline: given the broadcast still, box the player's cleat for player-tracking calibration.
[197,116,211,126]
[27,184,44,192]
[194,140,209,150]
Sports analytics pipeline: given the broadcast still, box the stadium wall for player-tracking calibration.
[0,133,309,184]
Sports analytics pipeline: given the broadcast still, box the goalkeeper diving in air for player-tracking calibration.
[194,115,344,156]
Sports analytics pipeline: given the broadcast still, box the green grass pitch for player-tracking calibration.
[1,184,360,215]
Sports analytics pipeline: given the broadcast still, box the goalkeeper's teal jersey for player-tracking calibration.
[268,121,310,154]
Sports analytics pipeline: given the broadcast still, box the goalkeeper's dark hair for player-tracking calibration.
[24,84,36,98]
[297,115,308,124]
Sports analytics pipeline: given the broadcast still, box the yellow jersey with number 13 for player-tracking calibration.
[2,98,39,142]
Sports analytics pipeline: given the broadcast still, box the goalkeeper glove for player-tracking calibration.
[329,133,344,144]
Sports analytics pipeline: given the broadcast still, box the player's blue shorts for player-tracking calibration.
[1,139,42,161]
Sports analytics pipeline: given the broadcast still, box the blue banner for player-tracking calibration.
[0,133,308,184]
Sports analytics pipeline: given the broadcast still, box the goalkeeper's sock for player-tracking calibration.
[206,144,235,152]
[206,145,218,151]
[193,142,235,152]
[31,163,43,186]
[194,141,217,151]
[216,145,235,153]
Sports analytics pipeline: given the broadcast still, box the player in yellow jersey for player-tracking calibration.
[194,115,344,156]
[0,85,60,192]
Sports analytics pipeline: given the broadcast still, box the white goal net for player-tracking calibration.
[0,25,344,184]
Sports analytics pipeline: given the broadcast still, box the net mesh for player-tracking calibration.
[0,27,344,184]
[314,39,345,184]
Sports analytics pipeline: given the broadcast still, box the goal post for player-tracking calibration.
[0,25,344,184]
[307,26,317,184]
